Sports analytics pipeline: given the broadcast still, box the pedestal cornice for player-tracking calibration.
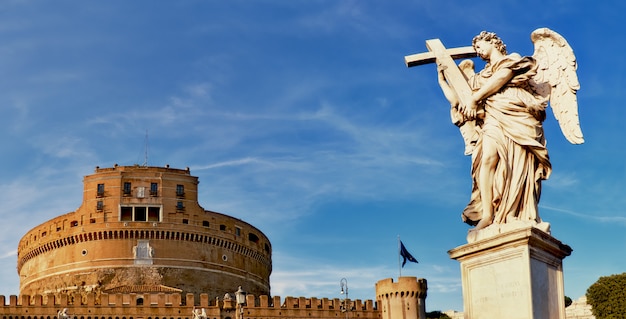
[448,225,572,262]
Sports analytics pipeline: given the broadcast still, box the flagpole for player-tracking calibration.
[397,235,401,278]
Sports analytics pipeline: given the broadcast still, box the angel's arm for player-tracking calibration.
[458,68,512,118]
[437,66,459,107]
[471,68,514,101]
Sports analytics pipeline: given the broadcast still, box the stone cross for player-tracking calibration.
[405,39,477,109]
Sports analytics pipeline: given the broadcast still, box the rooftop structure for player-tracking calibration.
[17,165,272,302]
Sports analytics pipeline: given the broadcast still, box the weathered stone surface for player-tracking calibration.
[449,226,571,319]
[17,165,272,302]
[376,277,427,319]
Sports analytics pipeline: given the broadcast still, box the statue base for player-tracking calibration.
[448,224,572,319]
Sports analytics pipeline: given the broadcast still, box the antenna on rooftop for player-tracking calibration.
[142,129,149,167]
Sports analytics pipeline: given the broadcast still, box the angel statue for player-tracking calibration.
[57,308,70,319]
[192,307,207,319]
[436,28,583,234]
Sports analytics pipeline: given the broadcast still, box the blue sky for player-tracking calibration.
[0,0,623,312]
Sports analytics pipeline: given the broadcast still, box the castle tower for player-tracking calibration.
[376,277,428,319]
[17,165,272,302]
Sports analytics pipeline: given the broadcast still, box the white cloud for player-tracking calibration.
[0,250,16,259]
[541,204,626,225]
[192,157,266,171]
[270,253,388,300]
[270,252,462,303]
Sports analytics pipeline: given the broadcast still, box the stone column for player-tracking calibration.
[448,225,572,319]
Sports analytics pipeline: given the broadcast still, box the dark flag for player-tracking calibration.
[400,241,418,267]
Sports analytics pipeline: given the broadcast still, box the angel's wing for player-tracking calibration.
[531,27,584,144]
[458,59,475,80]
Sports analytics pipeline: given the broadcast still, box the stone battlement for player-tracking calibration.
[94,164,191,175]
[375,277,427,319]
[0,293,378,318]
[376,276,428,299]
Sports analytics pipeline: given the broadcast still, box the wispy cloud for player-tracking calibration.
[192,157,267,170]
[33,135,93,159]
[544,172,580,189]
[541,204,626,225]
[0,250,16,259]
[270,252,461,302]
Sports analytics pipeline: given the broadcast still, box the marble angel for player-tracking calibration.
[436,28,583,233]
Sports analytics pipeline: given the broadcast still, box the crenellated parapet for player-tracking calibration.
[376,277,428,319]
[0,293,378,319]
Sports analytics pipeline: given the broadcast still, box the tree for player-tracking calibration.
[426,310,451,319]
[564,295,573,308]
[586,272,626,318]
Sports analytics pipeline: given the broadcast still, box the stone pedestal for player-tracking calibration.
[448,225,572,319]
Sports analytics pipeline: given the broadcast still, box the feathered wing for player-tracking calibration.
[531,28,584,144]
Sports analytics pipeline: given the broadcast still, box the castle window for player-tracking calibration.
[121,207,133,221]
[202,221,210,227]
[123,182,132,195]
[135,207,147,221]
[71,220,79,227]
[248,233,259,243]
[97,183,105,197]
[148,207,160,222]
[220,224,226,231]
[176,184,185,197]
[182,219,188,224]
[97,201,104,211]
[235,227,241,236]
[150,183,158,196]
[120,206,161,222]
[176,201,184,210]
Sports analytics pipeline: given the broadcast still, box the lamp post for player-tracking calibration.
[340,278,349,319]
[235,286,246,319]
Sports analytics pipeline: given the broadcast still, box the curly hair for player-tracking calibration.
[472,31,507,55]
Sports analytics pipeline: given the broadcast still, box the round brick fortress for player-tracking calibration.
[17,165,272,302]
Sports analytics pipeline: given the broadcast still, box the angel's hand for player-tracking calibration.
[459,98,477,119]
[437,64,447,82]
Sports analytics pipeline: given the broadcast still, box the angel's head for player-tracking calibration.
[472,31,507,59]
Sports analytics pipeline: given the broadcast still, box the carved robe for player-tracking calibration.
[462,54,551,225]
